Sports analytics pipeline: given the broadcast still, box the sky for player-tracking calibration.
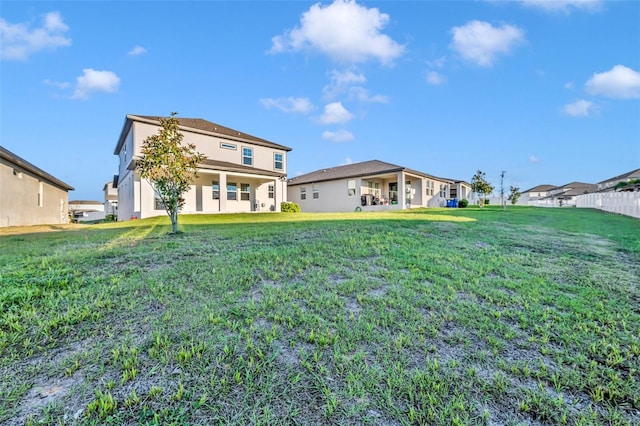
[1,0,639,201]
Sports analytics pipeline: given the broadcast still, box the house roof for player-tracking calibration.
[69,200,103,205]
[597,168,640,184]
[114,115,292,155]
[522,184,557,194]
[0,145,74,191]
[288,159,449,186]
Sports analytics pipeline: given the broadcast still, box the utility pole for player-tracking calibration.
[500,170,506,211]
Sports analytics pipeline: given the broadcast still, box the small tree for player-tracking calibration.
[508,186,521,205]
[137,112,205,233]
[471,170,494,208]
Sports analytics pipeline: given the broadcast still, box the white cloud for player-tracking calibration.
[564,81,574,90]
[426,71,446,85]
[323,69,367,98]
[319,102,354,124]
[585,65,640,99]
[269,0,404,65]
[427,56,447,68]
[450,20,524,67]
[341,157,354,165]
[43,78,70,89]
[72,68,121,100]
[347,87,388,103]
[322,130,354,142]
[520,0,603,13]
[562,99,594,117]
[260,97,315,114]
[0,11,71,60]
[128,45,147,56]
[529,155,541,163]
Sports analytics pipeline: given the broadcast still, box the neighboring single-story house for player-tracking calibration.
[447,180,473,201]
[287,159,454,212]
[103,179,118,217]
[596,168,640,192]
[114,115,292,220]
[69,200,105,222]
[0,146,74,227]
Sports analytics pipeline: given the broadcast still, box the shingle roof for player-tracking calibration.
[288,160,447,186]
[597,168,640,184]
[0,146,74,191]
[114,115,291,155]
[522,184,557,193]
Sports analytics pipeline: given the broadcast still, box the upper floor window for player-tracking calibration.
[220,142,237,150]
[227,182,237,200]
[268,185,274,199]
[212,181,220,200]
[242,147,253,166]
[274,153,283,170]
[240,183,250,200]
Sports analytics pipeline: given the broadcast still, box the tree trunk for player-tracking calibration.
[170,209,178,233]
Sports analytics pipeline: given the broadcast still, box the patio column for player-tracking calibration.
[398,172,406,208]
[219,172,227,213]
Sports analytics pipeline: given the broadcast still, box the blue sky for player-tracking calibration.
[1,0,639,201]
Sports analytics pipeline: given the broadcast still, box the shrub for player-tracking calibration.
[458,199,468,208]
[281,202,300,213]
[484,199,490,205]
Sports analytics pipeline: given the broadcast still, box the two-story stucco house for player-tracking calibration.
[114,115,291,221]
[0,146,74,227]
[287,160,453,212]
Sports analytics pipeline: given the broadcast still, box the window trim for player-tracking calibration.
[274,152,284,170]
[220,142,237,150]
[212,181,220,200]
[268,184,275,199]
[242,147,253,166]
[347,179,356,196]
[240,183,250,201]
[227,182,238,201]
[300,186,306,200]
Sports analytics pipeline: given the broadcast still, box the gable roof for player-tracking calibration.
[597,168,640,184]
[522,184,557,193]
[114,115,292,155]
[288,160,449,186]
[0,146,74,191]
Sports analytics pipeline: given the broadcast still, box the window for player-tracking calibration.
[439,184,448,198]
[300,187,306,200]
[347,179,356,196]
[154,194,164,210]
[227,182,237,200]
[212,181,220,199]
[312,185,319,199]
[274,153,283,170]
[268,185,274,199]
[242,147,253,166]
[426,180,434,196]
[240,183,250,201]
[220,142,237,150]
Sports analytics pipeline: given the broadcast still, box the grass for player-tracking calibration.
[0,206,638,425]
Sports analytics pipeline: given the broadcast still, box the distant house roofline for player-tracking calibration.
[288,159,452,186]
[0,145,74,191]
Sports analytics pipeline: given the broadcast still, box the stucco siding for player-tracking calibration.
[1,158,69,227]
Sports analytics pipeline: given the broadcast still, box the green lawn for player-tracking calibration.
[1,207,638,425]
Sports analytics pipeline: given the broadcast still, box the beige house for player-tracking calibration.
[103,179,118,217]
[114,115,291,220]
[0,146,74,227]
[535,182,597,207]
[287,160,453,212]
[520,184,557,205]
